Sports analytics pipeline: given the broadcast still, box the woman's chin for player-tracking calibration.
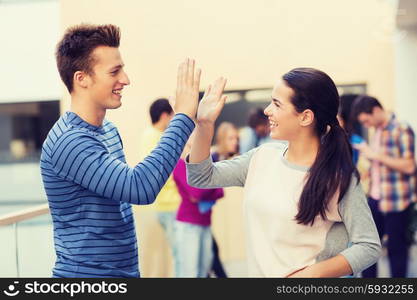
[270,130,282,140]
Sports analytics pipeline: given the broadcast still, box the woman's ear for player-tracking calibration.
[299,109,314,127]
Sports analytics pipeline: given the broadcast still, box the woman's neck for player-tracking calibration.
[286,134,320,168]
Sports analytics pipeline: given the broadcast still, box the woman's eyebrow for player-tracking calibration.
[272,97,283,105]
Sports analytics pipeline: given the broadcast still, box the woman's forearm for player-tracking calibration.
[189,121,215,163]
[288,254,353,278]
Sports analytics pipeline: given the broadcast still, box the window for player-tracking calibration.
[0,101,60,163]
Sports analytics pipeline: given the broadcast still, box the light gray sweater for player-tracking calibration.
[186,143,381,277]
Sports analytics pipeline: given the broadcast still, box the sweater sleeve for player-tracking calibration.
[50,114,194,205]
[186,147,258,188]
[338,177,382,276]
[174,159,224,200]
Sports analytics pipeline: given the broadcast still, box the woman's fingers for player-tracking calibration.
[211,77,227,97]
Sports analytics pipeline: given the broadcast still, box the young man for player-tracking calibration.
[239,108,271,153]
[352,95,416,277]
[40,24,207,277]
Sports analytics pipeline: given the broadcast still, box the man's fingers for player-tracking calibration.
[194,68,201,91]
[168,95,176,110]
[187,58,195,86]
[184,58,190,85]
[177,62,183,89]
[179,58,188,86]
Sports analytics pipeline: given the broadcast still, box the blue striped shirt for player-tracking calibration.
[40,111,194,278]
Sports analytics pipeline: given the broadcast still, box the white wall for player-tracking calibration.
[0,0,61,103]
[61,0,398,164]
[394,28,417,136]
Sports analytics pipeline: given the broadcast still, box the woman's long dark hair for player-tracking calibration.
[283,68,359,226]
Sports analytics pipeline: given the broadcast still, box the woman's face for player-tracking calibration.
[264,81,301,141]
[224,128,239,154]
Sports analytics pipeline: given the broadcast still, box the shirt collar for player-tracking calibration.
[65,111,106,134]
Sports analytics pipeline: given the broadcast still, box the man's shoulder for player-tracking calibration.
[103,119,118,132]
[47,125,102,152]
[387,115,414,133]
[397,120,414,133]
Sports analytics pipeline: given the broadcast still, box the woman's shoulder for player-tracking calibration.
[257,140,288,154]
[337,175,362,207]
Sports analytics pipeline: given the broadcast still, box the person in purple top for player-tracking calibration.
[173,134,224,277]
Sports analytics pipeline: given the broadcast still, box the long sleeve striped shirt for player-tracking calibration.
[40,111,194,278]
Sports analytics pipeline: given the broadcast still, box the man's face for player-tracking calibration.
[86,46,130,110]
[357,108,381,128]
[357,113,374,128]
[255,123,270,137]
[161,111,175,130]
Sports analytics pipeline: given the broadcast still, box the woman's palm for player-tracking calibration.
[197,77,227,123]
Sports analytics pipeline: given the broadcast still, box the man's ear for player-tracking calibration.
[73,71,90,89]
[299,109,314,127]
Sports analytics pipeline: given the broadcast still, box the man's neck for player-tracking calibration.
[153,121,166,132]
[378,111,390,129]
[70,94,106,127]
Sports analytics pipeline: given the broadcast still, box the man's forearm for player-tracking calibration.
[376,153,415,175]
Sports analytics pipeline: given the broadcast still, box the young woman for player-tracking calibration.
[186,69,381,277]
[212,122,240,161]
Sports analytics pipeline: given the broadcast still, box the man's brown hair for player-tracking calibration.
[56,24,120,93]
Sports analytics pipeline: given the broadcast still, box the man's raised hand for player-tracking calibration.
[174,58,201,120]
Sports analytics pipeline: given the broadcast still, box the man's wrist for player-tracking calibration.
[175,112,195,122]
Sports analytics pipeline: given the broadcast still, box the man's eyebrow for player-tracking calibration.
[272,97,283,105]
[110,64,124,71]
